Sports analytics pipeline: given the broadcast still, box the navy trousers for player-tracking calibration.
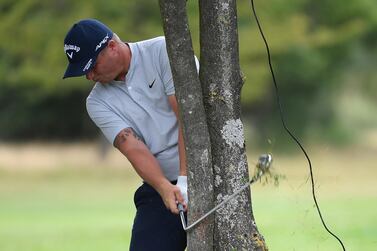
[129,182,187,251]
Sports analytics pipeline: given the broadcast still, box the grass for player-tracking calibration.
[0,142,376,250]
[0,167,138,251]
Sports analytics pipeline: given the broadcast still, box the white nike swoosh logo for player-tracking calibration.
[67,52,73,59]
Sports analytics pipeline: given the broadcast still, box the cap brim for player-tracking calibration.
[62,57,97,79]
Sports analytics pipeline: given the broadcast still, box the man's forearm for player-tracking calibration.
[120,146,184,213]
[114,127,186,213]
[132,153,170,191]
[123,147,171,191]
[168,94,187,177]
[178,125,187,176]
[114,128,170,191]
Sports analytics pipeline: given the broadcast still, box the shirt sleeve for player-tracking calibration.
[86,97,132,146]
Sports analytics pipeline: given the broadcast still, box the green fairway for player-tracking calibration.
[0,167,139,251]
[0,144,376,250]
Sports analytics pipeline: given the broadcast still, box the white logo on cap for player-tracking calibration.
[95,34,109,51]
[64,44,80,59]
[83,58,93,72]
[64,44,80,53]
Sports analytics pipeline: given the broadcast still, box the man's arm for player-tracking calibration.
[114,128,184,214]
[168,94,188,208]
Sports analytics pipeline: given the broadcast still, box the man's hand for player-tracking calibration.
[156,180,186,214]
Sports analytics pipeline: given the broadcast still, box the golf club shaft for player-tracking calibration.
[178,176,258,231]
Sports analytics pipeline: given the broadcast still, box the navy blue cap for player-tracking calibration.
[63,19,113,79]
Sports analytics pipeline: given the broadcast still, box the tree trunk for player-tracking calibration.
[158,0,214,250]
[199,0,267,250]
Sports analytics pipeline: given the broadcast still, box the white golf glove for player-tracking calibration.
[176,176,188,204]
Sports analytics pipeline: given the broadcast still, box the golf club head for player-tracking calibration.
[257,153,273,172]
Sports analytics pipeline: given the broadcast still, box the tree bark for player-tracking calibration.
[199,0,267,250]
[159,0,214,250]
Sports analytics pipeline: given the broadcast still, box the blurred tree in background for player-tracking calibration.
[239,0,377,146]
[0,0,376,145]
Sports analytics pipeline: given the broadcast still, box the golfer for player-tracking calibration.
[62,18,192,251]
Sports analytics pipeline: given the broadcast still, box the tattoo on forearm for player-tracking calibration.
[115,127,141,147]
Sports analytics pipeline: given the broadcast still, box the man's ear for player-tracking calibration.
[108,40,117,50]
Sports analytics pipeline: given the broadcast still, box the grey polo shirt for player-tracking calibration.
[86,36,182,181]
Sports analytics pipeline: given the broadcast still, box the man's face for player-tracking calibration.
[86,41,121,83]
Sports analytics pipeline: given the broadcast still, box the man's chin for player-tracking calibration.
[98,79,112,84]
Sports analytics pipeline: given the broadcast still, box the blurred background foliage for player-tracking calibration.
[0,0,376,146]
[0,2,376,250]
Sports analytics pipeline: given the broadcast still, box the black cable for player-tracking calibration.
[249,0,346,250]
